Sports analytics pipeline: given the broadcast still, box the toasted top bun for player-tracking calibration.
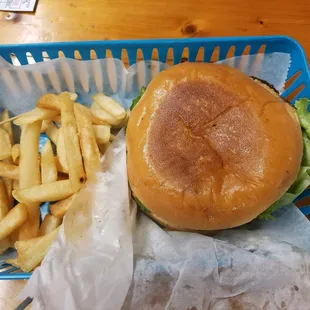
[126,63,303,230]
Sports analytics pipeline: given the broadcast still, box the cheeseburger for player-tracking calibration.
[126,62,310,231]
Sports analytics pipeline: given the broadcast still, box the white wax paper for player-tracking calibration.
[0,52,309,309]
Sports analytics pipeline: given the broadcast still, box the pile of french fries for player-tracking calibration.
[0,92,128,272]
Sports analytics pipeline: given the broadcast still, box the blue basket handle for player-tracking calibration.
[299,205,310,216]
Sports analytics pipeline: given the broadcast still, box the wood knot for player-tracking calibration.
[5,13,21,22]
[181,23,197,36]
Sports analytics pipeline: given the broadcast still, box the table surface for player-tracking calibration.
[1,0,310,308]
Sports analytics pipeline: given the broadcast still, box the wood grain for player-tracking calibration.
[0,280,28,309]
[1,0,310,307]
[0,0,309,60]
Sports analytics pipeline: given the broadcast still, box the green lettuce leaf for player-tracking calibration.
[295,98,310,137]
[258,98,310,220]
[130,86,146,111]
[302,131,310,166]
[258,166,310,220]
[134,196,151,214]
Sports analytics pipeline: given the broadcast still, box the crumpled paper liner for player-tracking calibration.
[0,52,308,309]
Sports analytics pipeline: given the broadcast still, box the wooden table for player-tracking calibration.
[1,0,310,308]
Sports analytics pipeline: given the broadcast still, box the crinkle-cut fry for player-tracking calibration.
[41,140,58,184]
[50,192,78,219]
[60,93,85,191]
[15,226,60,272]
[11,143,20,164]
[39,214,62,236]
[90,102,121,126]
[0,179,9,220]
[13,107,59,126]
[0,127,12,160]
[13,180,81,204]
[74,104,100,179]
[41,120,52,133]
[0,110,13,144]
[36,93,61,111]
[0,203,28,241]
[93,124,111,144]
[0,162,19,180]
[46,121,59,145]
[92,93,126,120]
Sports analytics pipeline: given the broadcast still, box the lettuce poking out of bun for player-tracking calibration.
[259,98,310,220]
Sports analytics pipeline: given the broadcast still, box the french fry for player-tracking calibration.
[92,93,126,120]
[46,121,59,145]
[13,180,80,203]
[74,104,101,178]
[0,203,28,241]
[93,124,111,144]
[89,113,109,125]
[0,162,19,180]
[56,126,68,172]
[1,111,14,209]
[1,110,14,144]
[2,173,13,209]
[60,93,85,191]
[52,115,62,124]
[90,102,122,126]
[13,107,59,126]
[11,144,20,164]
[18,203,40,241]
[41,140,58,184]
[39,214,61,236]
[37,93,77,112]
[41,120,52,133]
[36,93,61,111]
[50,191,78,219]
[54,156,68,174]
[0,127,12,160]
[15,227,60,272]
[18,121,41,240]
[61,91,78,102]
[13,179,19,190]
[6,257,19,268]
[0,238,10,254]
[19,121,41,188]
[98,142,110,155]
[110,134,116,141]
[57,173,69,181]
[0,179,9,220]
[113,110,130,129]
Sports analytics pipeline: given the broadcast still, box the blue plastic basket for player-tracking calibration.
[0,35,310,280]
